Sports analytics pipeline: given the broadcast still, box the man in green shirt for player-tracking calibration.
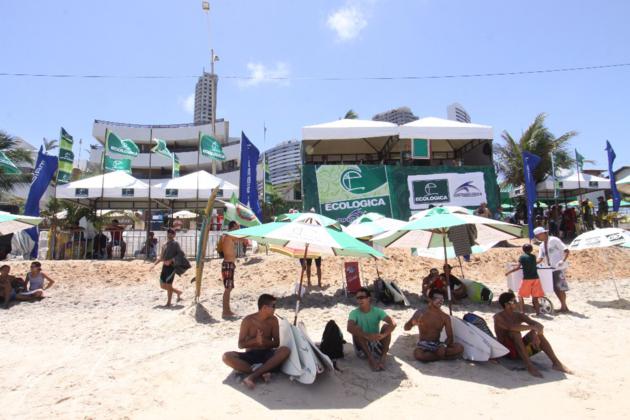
[347,287,396,371]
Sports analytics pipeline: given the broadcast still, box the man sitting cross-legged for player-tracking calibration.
[347,287,396,371]
[222,294,290,389]
[494,291,572,378]
[405,289,463,362]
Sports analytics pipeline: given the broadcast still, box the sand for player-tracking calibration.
[1,243,630,419]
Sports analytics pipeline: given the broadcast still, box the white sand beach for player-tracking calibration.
[2,244,630,419]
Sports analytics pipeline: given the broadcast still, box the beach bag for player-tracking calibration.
[463,313,495,339]
[374,278,394,305]
[173,250,191,276]
[319,320,346,360]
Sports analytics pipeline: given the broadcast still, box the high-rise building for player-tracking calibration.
[194,72,218,125]
[266,140,301,186]
[372,106,418,125]
[446,103,471,123]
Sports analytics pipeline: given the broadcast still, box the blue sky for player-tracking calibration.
[1,0,629,169]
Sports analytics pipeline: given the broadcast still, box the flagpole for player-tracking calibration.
[551,151,558,208]
[195,131,201,256]
[100,128,108,220]
[146,129,153,260]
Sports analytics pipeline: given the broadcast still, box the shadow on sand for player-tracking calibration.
[587,298,630,310]
[390,334,567,389]
[222,342,407,410]
[184,302,219,324]
[152,304,185,310]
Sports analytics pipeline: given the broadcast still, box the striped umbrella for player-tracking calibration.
[0,212,42,235]
[274,211,342,230]
[345,212,406,240]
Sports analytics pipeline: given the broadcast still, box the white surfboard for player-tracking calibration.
[278,318,303,377]
[463,320,508,359]
[289,324,319,384]
[298,322,335,372]
[384,279,410,306]
[445,316,492,361]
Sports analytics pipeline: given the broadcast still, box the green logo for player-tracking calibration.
[412,179,450,204]
[340,167,385,195]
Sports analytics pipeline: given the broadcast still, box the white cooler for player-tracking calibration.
[506,263,559,295]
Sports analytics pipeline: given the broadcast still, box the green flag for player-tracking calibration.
[199,133,225,161]
[0,151,21,174]
[575,149,585,171]
[151,138,173,159]
[104,155,132,174]
[172,154,180,178]
[57,127,74,185]
[106,131,139,157]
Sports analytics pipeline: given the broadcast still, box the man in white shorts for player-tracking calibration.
[534,227,570,312]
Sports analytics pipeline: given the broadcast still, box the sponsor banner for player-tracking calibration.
[200,133,226,161]
[106,131,139,157]
[104,155,132,174]
[57,127,74,185]
[408,172,487,209]
[0,151,21,174]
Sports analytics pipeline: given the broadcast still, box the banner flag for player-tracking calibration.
[172,154,180,178]
[239,132,262,220]
[223,193,261,227]
[575,149,585,171]
[106,131,139,157]
[0,151,21,174]
[56,127,74,185]
[151,138,173,159]
[606,141,621,212]
[104,155,132,174]
[25,146,58,257]
[523,151,542,239]
[199,133,226,161]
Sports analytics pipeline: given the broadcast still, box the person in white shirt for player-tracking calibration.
[534,227,570,312]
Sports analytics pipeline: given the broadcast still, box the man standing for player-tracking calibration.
[475,202,492,218]
[404,290,463,362]
[223,221,248,318]
[534,227,570,312]
[597,196,609,227]
[494,292,572,378]
[152,228,183,306]
[106,219,126,259]
[299,257,323,288]
[347,287,396,371]
[222,294,290,390]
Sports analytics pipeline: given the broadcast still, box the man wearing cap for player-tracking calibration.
[534,227,570,312]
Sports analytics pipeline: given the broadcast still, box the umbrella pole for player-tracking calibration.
[442,231,453,315]
[294,244,309,325]
[457,256,466,280]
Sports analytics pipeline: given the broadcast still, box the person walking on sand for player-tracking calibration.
[494,292,572,378]
[223,221,248,318]
[404,290,463,362]
[347,287,396,371]
[152,228,183,306]
[506,244,545,315]
[534,227,570,313]
[222,294,290,390]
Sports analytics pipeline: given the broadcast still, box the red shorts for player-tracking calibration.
[519,279,544,298]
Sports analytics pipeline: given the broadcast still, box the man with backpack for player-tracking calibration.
[152,228,186,306]
[347,287,396,371]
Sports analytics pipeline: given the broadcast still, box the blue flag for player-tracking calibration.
[605,141,621,212]
[522,151,542,239]
[239,132,262,220]
[24,146,58,257]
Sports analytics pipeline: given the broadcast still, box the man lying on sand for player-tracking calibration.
[347,287,396,371]
[494,291,572,378]
[222,294,290,390]
[404,290,463,362]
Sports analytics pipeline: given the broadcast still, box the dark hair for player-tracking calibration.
[167,228,175,235]
[428,289,444,300]
[356,287,370,297]
[228,221,238,229]
[112,219,119,223]
[31,261,42,268]
[430,267,439,273]
[257,293,276,310]
[499,291,516,308]
[0,264,9,270]
[443,264,452,270]
[522,244,533,253]
[149,231,154,236]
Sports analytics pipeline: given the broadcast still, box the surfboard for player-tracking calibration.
[461,318,508,359]
[289,324,318,384]
[193,186,221,300]
[298,322,335,372]
[278,318,303,377]
[383,279,410,306]
[441,316,492,361]
[462,279,494,304]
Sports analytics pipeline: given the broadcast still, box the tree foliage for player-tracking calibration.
[344,109,359,119]
[0,130,35,197]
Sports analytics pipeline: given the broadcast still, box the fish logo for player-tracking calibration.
[454,181,481,195]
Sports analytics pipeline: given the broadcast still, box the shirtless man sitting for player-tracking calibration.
[222,294,290,390]
[404,290,463,362]
[494,291,572,378]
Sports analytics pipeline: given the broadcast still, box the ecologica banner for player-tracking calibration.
[407,172,487,209]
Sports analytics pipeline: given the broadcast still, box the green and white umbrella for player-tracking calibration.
[274,211,342,230]
[0,212,42,235]
[374,206,522,312]
[345,212,406,240]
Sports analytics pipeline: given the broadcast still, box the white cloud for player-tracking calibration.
[238,62,290,88]
[179,93,195,115]
[327,4,368,42]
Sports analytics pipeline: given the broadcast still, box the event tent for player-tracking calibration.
[151,170,238,200]
[536,171,611,199]
[57,171,149,199]
[398,117,493,140]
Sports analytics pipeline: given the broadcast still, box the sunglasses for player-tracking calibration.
[356,295,369,300]
[266,303,276,309]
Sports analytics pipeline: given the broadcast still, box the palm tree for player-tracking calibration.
[344,109,359,119]
[43,137,58,151]
[494,113,576,187]
[0,130,34,194]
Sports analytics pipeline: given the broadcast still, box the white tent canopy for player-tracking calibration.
[398,117,493,140]
[151,170,237,200]
[537,171,611,195]
[302,119,398,140]
[57,171,150,199]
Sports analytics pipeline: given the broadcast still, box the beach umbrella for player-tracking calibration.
[616,174,630,195]
[0,212,42,235]
[568,228,630,299]
[172,210,198,219]
[274,211,342,230]
[228,214,383,323]
[374,206,522,313]
[345,212,406,240]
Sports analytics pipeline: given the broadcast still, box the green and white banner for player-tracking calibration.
[0,151,21,174]
[199,133,225,161]
[303,164,499,223]
[106,131,139,157]
[172,154,180,178]
[104,155,132,174]
[151,138,173,159]
[56,127,74,185]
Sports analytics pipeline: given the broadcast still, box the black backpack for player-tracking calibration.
[319,320,346,361]
[373,278,394,305]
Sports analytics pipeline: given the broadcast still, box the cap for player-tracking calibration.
[533,227,547,236]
